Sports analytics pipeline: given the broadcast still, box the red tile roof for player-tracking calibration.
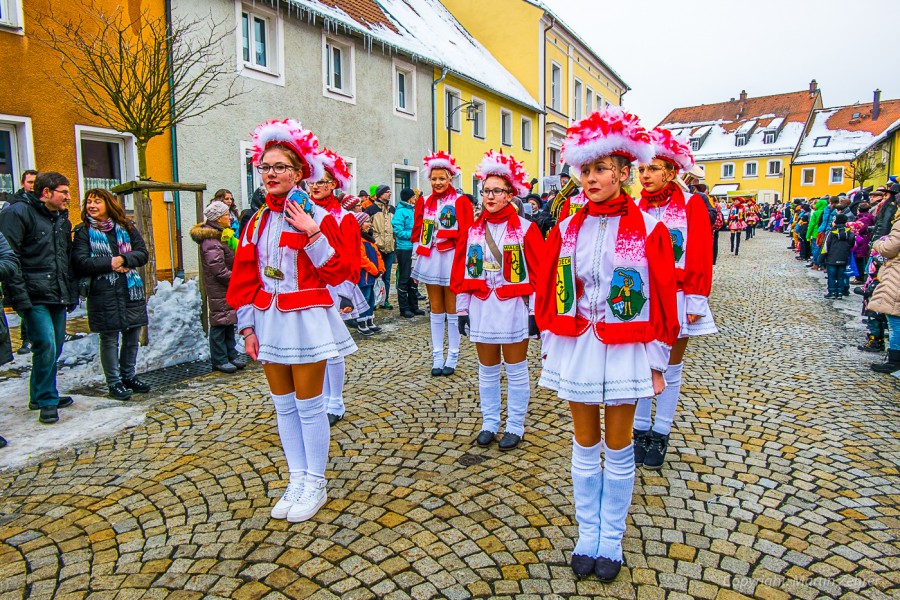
[822,99,900,136]
[660,90,819,132]
[318,0,397,32]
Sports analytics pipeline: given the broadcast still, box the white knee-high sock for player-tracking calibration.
[504,360,530,437]
[271,392,306,478]
[430,313,445,367]
[478,362,502,433]
[598,442,635,562]
[295,394,330,481]
[325,357,346,416]
[446,315,460,368]
[634,397,653,431]
[652,362,683,435]
[571,439,603,559]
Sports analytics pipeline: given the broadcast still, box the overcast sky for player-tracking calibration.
[542,0,900,126]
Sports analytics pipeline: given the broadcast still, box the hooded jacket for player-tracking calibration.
[191,221,236,327]
[391,200,415,251]
[806,198,828,243]
[868,218,900,316]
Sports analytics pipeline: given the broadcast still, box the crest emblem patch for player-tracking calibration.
[607,268,647,322]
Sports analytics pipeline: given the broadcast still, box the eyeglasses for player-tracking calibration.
[255,164,297,174]
[481,188,510,197]
[52,188,72,197]
[309,179,335,187]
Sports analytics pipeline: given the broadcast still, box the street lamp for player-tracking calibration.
[447,100,481,156]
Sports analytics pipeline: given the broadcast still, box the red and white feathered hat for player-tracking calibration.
[475,150,531,197]
[250,118,324,181]
[561,106,653,167]
[422,151,461,177]
[648,127,694,172]
[316,148,352,190]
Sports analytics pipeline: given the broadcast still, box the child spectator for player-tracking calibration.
[822,214,853,299]
[356,212,384,336]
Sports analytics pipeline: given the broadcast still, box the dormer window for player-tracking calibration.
[813,136,831,148]
[691,139,701,151]
[689,125,712,151]
[763,131,776,144]
[735,134,748,147]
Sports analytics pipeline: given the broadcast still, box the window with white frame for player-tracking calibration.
[471,98,485,139]
[549,147,559,175]
[323,35,355,101]
[744,161,758,177]
[472,175,480,197]
[521,117,532,151]
[735,133,748,147]
[393,59,416,117]
[573,79,583,120]
[0,0,24,30]
[445,88,461,132]
[721,163,735,179]
[0,116,33,193]
[767,159,782,176]
[830,166,844,185]
[501,109,512,146]
[551,63,561,112]
[802,168,815,185]
[76,126,136,201]
[763,130,776,144]
[585,88,594,114]
[241,142,263,207]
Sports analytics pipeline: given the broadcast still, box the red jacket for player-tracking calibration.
[411,189,474,253]
[314,194,361,284]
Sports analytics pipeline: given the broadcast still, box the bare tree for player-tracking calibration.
[34,0,244,295]
[845,148,886,191]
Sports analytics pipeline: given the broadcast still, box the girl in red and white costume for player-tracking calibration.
[309,148,365,427]
[411,152,474,376]
[634,128,717,470]
[536,108,679,581]
[227,119,356,523]
[451,151,544,451]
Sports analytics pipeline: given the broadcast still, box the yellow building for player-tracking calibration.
[790,94,900,201]
[658,83,823,204]
[0,0,176,277]
[439,0,629,183]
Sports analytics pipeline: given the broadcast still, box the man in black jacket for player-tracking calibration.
[0,172,78,424]
[1,169,38,354]
[872,184,899,239]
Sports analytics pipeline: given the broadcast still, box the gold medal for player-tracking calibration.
[264,266,285,280]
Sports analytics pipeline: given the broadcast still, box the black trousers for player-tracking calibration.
[712,231,719,265]
[209,324,238,366]
[395,249,419,313]
[730,231,741,255]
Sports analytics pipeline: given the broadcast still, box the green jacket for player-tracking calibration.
[806,198,828,242]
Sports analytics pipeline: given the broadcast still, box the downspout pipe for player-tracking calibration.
[165,0,184,278]
[432,67,448,152]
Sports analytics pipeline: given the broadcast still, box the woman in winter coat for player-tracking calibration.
[0,232,19,447]
[392,188,422,317]
[191,200,246,374]
[868,216,900,373]
[213,188,241,232]
[451,151,544,451]
[72,188,150,401]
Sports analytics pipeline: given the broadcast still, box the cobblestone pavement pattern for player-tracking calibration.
[0,232,898,600]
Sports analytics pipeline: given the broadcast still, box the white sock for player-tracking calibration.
[652,362,683,435]
[271,392,306,478]
[598,442,635,562]
[295,394,330,482]
[325,357,346,417]
[634,397,652,431]
[571,439,603,558]
[446,314,460,358]
[430,312,445,368]
[504,360,530,437]
[478,362,502,433]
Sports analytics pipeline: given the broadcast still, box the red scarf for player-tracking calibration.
[266,193,287,213]
[480,203,516,224]
[424,186,456,212]
[312,194,341,216]
[563,193,632,245]
[640,182,677,208]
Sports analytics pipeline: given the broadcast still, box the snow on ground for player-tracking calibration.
[0,278,210,471]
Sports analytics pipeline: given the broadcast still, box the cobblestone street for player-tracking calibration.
[0,231,897,600]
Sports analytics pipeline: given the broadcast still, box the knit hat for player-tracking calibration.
[422,150,462,177]
[204,200,230,221]
[400,188,415,203]
[316,148,352,189]
[475,150,531,197]
[375,185,391,199]
[835,214,848,225]
[648,127,694,172]
[249,119,323,181]
[341,195,360,210]
[561,106,653,168]
[358,189,370,197]
[354,212,370,226]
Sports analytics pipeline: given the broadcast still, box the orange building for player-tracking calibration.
[0,0,176,277]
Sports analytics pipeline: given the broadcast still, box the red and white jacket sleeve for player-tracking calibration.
[451,225,472,314]
[684,194,714,316]
[523,221,545,315]
[646,221,680,372]
[411,197,424,253]
[302,214,349,287]
[340,213,362,283]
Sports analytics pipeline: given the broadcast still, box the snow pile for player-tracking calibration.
[58,333,99,367]
[138,278,209,370]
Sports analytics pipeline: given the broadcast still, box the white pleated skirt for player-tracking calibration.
[328,281,370,321]
[412,248,454,286]
[467,293,529,344]
[253,304,357,364]
[677,291,718,338]
[539,329,654,405]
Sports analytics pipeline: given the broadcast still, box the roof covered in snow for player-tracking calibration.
[794,100,900,164]
[285,0,542,111]
[659,89,820,161]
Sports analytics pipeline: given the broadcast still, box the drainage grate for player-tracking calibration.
[458,453,485,467]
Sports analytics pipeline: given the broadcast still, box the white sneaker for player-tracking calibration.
[286,479,327,522]
[271,478,304,519]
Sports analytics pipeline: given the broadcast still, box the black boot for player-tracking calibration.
[858,335,885,353]
[871,349,900,374]
[633,429,650,466]
[642,431,670,470]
